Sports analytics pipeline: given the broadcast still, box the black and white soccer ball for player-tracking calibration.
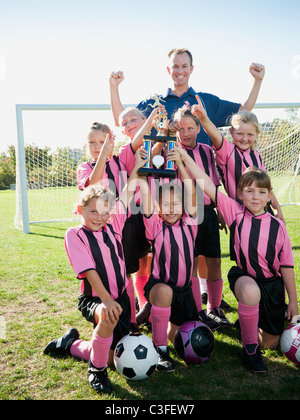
[114,332,158,381]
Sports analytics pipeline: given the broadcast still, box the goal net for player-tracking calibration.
[14,104,300,233]
[14,105,125,233]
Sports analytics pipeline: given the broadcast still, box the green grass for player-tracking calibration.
[0,189,299,400]
[27,186,80,222]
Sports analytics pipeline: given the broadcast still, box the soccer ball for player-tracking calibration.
[280,323,300,366]
[174,320,214,364]
[114,332,158,381]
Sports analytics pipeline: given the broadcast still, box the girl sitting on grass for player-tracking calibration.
[171,144,299,373]
[44,154,146,394]
[137,146,199,372]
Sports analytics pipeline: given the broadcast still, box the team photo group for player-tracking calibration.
[43,48,300,395]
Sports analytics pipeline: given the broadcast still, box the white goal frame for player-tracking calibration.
[15,104,117,233]
[15,102,300,233]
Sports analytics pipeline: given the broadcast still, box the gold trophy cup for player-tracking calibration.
[138,94,176,178]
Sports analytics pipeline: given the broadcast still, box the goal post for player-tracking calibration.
[14,103,300,233]
[15,104,30,233]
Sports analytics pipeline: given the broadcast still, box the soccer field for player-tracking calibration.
[0,189,299,400]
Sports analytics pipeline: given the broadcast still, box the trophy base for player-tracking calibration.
[144,135,177,143]
[138,167,176,178]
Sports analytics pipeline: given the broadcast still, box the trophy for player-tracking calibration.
[138,94,177,178]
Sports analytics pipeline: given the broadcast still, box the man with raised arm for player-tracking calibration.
[109,48,265,145]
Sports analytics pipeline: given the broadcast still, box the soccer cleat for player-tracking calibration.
[88,361,112,394]
[198,309,220,331]
[157,347,175,373]
[207,307,232,328]
[242,344,267,373]
[43,327,80,356]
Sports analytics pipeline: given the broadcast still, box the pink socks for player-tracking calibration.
[151,305,171,347]
[90,332,113,368]
[206,278,223,313]
[135,275,148,308]
[238,302,259,352]
[70,332,113,369]
[191,277,202,312]
[70,339,91,361]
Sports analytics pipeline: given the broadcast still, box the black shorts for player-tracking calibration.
[228,266,285,336]
[122,211,151,274]
[144,277,199,327]
[195,205,221,258]
[77,291,131,349]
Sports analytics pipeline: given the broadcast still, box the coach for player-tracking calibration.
[110,48,265,145]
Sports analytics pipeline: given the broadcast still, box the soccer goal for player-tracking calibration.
[14,104,125,233]
[14,103,300,233]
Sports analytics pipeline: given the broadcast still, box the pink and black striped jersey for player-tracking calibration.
[214,136,265,202]
[77,154,128,198]
[64,201,127,300]
[144,212,198,287]
[118,142,136,176]
[216,189,294,279]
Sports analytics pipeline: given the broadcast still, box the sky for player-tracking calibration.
[0,0,299,153]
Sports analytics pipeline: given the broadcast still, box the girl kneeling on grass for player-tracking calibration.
[137,146,199,372]
[171,144,299,373]
[44,156,145,394]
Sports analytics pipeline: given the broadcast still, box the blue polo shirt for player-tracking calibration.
[137,87,240,145]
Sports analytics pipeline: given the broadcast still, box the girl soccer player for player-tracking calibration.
[76,113,158,330]
[77,121,141,330]
[172,144,299,373]
[77,122,125,195]
[161,106,231,330]
[190,95,284,222]
[137,147,199,372]
[117,106,163,322]
[44,157,146,394]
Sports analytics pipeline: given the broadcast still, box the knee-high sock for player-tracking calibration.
[90,331,113,369]
[206,278,223,313]
[126,274,136,323]
[70,339,91,361]
[238,302,259,352]
[135,275,148,308]
[191,277,202,312]
[151,305,171,347]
